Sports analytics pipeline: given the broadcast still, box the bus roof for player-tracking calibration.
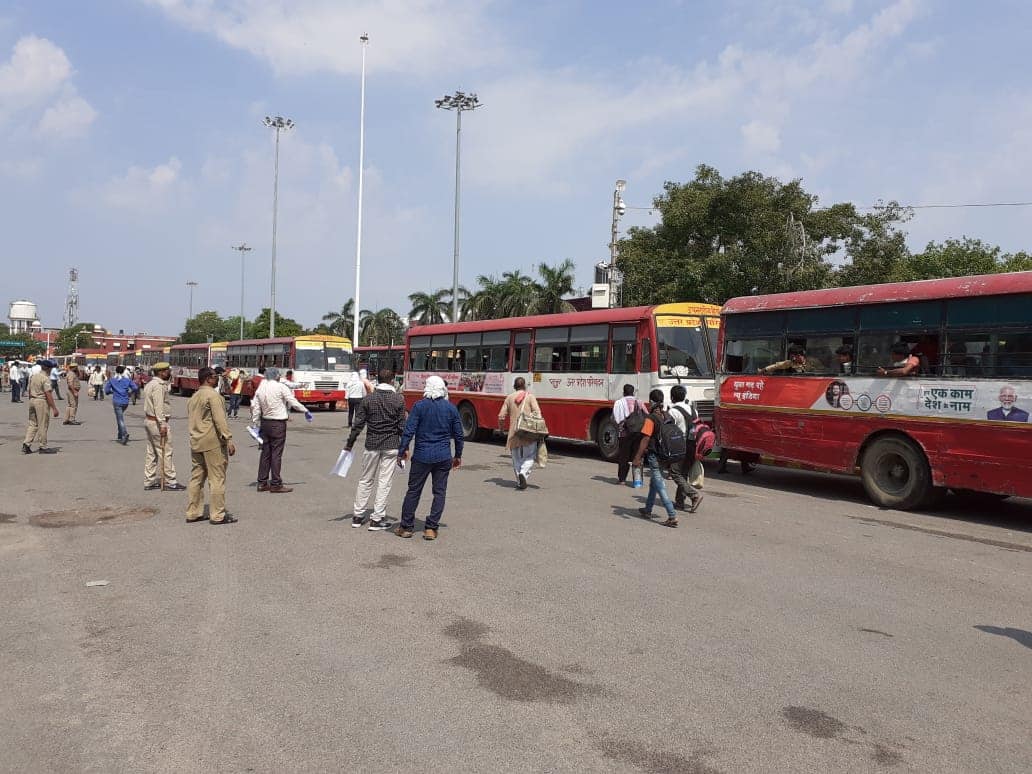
[225,334,352,346]
[409,306,661,336]
[170,341,224,350]
[722,271,1032,315]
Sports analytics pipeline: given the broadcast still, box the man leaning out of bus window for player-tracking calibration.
[758,344,822,375]
[878,342,920,377]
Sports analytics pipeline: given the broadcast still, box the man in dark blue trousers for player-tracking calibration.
[105,365,139,445]
[396,375,463,541]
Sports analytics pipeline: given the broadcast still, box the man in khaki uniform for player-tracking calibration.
[142,362,186,491]
[186,367,237,524]
[22,359,60,454]
[64,364,82,425]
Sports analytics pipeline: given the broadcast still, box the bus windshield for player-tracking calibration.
[325,345,352,372]
[656,316,715,377]
[295,345,326,371]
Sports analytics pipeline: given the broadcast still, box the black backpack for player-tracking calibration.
[652,410,687,461]
[622,400,648,436]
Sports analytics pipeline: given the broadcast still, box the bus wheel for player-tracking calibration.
[860,436,932,510]
[458,402,481,441]
[596,414,620,462]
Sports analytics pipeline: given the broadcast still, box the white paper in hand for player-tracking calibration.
[247,425,263,445]
[330,450,354,478]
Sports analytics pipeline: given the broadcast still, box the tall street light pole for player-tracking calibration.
[353,33,369,348]
[186,280,198,319]
[435,91,481,322]
[263,115,295,337]
[231,243,253,340]
[608,180,626,308]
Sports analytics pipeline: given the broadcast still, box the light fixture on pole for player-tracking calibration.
[608,180,627,308]
[353,33,369,348]
[263,114,295,337]
[435,90,481,322]
[186,280,199,319]
[230,243,253,340]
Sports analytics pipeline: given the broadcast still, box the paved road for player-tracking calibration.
[1,391,1030,773]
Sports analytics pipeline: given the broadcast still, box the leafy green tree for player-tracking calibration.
[898,238,1004,282]
[321,300,355,337]
[407,289,452,325]
[529,260,576,315]
[178,311,238,344]
[247,308,303,339]
[0,331,45,358]
[359,308,405,346]
[56,323,97,355]
[833,203,912,287]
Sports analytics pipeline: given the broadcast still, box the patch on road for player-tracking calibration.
[0,513,18,524]
[974,625,1032,650]
[846,514,1031,553]
[596,736,723,774]
[444,616,600,703]
[362,553,414,570]
[858,628,894,638]
[781,706,906,767]
[29,506,158,528]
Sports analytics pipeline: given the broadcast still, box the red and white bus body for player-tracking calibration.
[403,303,721,459]
[169,342,226,395]
[716,272,1032,509]
[222,335,353,408]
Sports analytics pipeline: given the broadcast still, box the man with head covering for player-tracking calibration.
[251,366,311,493]
[395,375,464,540]
[22,359,61,454]
[142,362,187,491]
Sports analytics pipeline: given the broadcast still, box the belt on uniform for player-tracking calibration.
[145,415,166,421]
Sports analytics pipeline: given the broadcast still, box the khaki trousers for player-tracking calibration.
[24,398,50,447]
[144,418,179,486]
[353,449,399,519]
[66,391,78,421]
[187,446,228,522]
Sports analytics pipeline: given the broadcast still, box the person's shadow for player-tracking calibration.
[484,476,540,490]
[974,625,1032,650]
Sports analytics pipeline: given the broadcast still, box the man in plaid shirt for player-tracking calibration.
[345,368,407,530]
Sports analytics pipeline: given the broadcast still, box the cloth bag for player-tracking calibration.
[514,396,549,440]
[330,450,354,478]
[689,459,705,489]
[535,440,548,468]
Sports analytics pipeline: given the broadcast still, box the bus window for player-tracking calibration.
[610,325,637,373]
[656,318,712,377]
[641,338,652,373]
[513,332,531,371]
[456,333,481,372]
[533,327,568,372]
[997,330,1032,376]
[784,336,845,374]
[569,325,607,372]
[482,330,510,371]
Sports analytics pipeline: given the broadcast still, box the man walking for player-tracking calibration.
[498,377,542,490]
[50,366,63,400]
[667,384,703,514]
[105,365,139,445]
[10,362,22,403]
[22,359,60,454]
[142,362,186,491]
[225,361,247,418]
[251,367,311,493]
[64,364,82,425]
[89,366,105,400]
[345,368,407,530]
[396,375,463,541]
[345,370,367,427]
[612,384,644,484]
[186,367,237,525]
[631,389,682,527]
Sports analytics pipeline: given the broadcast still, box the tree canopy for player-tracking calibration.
[55,323,97,355]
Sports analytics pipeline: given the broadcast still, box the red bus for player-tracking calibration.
[716,271,1032,509]
[169,342,228,395]
[403,302,721,459]
[354,345,405,378]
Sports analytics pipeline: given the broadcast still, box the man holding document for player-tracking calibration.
[344,368,407,530]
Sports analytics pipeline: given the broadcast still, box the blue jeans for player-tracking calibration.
[401,459,452,530]
[113,402,129,440]
[644,452,676,518]
[228,393,242,416]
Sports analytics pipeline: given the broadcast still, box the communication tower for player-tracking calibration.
[64,268,79,329]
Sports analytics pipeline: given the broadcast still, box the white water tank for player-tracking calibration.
[8,300,39,333]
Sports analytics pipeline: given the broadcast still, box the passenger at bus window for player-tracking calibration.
[835,345,855,375]
[944,342,977,376]
[758,344,820,375]
[877,342,920,377]
[986,386,1029,422]
[910,335,939,372]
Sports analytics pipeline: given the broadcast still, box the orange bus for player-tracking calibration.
[716,271,1032,509]
[403,302,721,459]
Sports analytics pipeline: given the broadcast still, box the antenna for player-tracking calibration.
[64,268,79,328]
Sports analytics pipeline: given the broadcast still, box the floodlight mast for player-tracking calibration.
[231,243,253,339]
[353,34,369,349]
[435,91,482,321]
[263,115,295,337]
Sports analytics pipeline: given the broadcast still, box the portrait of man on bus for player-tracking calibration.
[825,380,849,408]
[986,386,1029,422]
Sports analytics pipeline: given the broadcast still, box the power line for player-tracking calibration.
[869,201,1032,210]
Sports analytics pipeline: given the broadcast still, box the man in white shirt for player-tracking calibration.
[10,362,22,403]
[666,383,703,512]
[345,370,368,427]
[612,384,643,483]
[251,367,311,493]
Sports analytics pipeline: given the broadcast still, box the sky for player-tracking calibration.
[2,0,1031,336]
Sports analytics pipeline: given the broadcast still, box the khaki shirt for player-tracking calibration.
[760,357,824,375]
[187,385,232,452]
[143,377,172,428]
[66,371,81,393]
[27,371,53,400]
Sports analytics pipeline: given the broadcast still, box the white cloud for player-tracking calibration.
[37,94,97,137]
[140,0,505,76]
[98,157,184,211]
[741,120,781,155]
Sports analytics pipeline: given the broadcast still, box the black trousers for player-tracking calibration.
[348,398,363,426]
[616,434,636,482]
[257,418,288,487]
[10,381,20,402]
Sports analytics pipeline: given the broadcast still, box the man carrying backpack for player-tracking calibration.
[667,384,704,513]
[631,389,693,528]
[612,384,645,484]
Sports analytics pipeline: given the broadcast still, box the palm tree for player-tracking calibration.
[408,289,451,326]
[497,270,539,317]
[321,299,355,338]
[359,308,404,346]
[529,259,576,315]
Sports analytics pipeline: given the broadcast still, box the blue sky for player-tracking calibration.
[2,0,1031,335]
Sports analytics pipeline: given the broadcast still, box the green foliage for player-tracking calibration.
[462,262,578,320]
[178,311,239,344]
[0,331,45,358]
[359,308,404,346]
[408,289,451,325]
[56,323,97,355]
[895,238,1006,282]
[248,308,303,339]
[321,300,355,338]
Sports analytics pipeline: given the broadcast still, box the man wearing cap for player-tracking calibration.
[186,367,237,524]
[250,366,310,493]
[142,362,186,491]
[22,360,60,454]
[64,364,82,425]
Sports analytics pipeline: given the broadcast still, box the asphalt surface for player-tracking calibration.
[1,390,1030,773]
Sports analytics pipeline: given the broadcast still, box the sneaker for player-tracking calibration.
[351,515,366,528]
[423,528,438,541]
[637,508,654,519]
[393,525,414,538]
[688,494,704,513]
[517,473,527,490]
[660,518,678,528]
[163,483,187,491]
[144,483,161,491]
[368,518,394,531]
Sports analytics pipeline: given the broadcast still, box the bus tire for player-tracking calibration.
[458,402,484,442]
[595,413,621,462]
[860,435,933,510]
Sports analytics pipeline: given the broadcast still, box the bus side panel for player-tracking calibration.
[931,423,1032,496]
